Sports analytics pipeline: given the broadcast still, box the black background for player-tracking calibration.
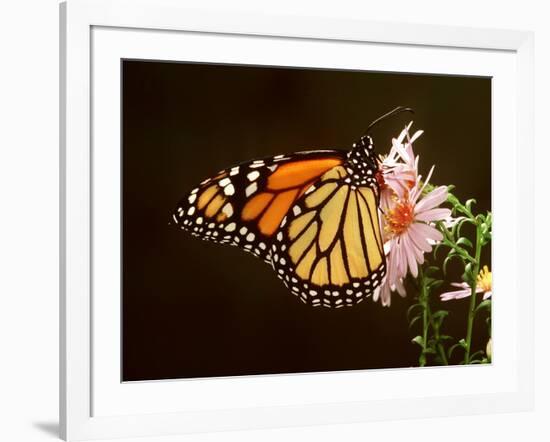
[122,60,491,381]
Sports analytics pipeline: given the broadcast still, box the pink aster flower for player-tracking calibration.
[374,243,406,306]
[376,169,451,306]
[440,265,492,301]
[377,122,423,211]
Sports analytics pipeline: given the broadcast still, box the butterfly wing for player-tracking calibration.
[172,150,346,263]
[270,138,386,307]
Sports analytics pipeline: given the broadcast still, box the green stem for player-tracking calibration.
[439,228,476,264]
[446,194,475,219]
[437,341,449,365]
[429,315,449,365]
[419,268,428,367]
[464,223,482,364]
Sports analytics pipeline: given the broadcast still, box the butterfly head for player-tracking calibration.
[345,107,414,190]
[345,135,379,189]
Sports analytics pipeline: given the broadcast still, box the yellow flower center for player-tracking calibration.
[385,200,414,235]
[477,265,492,292]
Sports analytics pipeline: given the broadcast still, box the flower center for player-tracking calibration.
[384,200,414,235]
[477,265,492,292]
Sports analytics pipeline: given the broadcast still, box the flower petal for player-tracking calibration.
[395,278,406,297]
[415,208,452,222]
[408,129,423,144]
[415,186,448,212]
[440,288,471,301]
[413,166,435,202]
[402,234,418,277]
[408,224,433,253]
[412,222,443,242]
[404,232,424,265]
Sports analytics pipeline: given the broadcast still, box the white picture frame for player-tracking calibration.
[60,0,534,440]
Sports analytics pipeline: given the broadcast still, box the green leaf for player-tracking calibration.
[485,212,492,228]
[433,243,442,260]
[425,266,440,276]
[419,354,426,367]
[432,310,449,321]
[411,336,424,347]
[427,279,444,290]
[475,299,492,315]
[423,276,436,286]
[406,303,423,322]
[448,342,465,359]
[458,218,477,237]
[465,198,477,213]
[462,263,475,285]
[443,255,460,275]
[447,193,459,207]
[469,350,485,361]
[439,335,454,341]
[481,234,492,247]
[456,237,473,249]
[408,315,422,329]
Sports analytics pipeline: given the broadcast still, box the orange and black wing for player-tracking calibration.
[270,138,386,307]
[172,150,346,263]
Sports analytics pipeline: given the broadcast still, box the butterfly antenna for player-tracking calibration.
[364,106,414,136]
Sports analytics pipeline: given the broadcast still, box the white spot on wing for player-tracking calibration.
[247,171,260,181]
[224,184,235,196]
[222,203,233,218]
[245,182,258,197]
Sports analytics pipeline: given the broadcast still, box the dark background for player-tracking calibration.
[122,60,491,381]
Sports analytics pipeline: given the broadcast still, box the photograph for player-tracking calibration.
[122,60,492,381]
[1,0,543,440]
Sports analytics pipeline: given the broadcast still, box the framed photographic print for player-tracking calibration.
[60,0,534,440]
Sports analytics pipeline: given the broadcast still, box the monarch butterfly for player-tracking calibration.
[173,107,412,308]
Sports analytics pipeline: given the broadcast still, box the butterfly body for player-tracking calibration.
[171,108,412,308]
